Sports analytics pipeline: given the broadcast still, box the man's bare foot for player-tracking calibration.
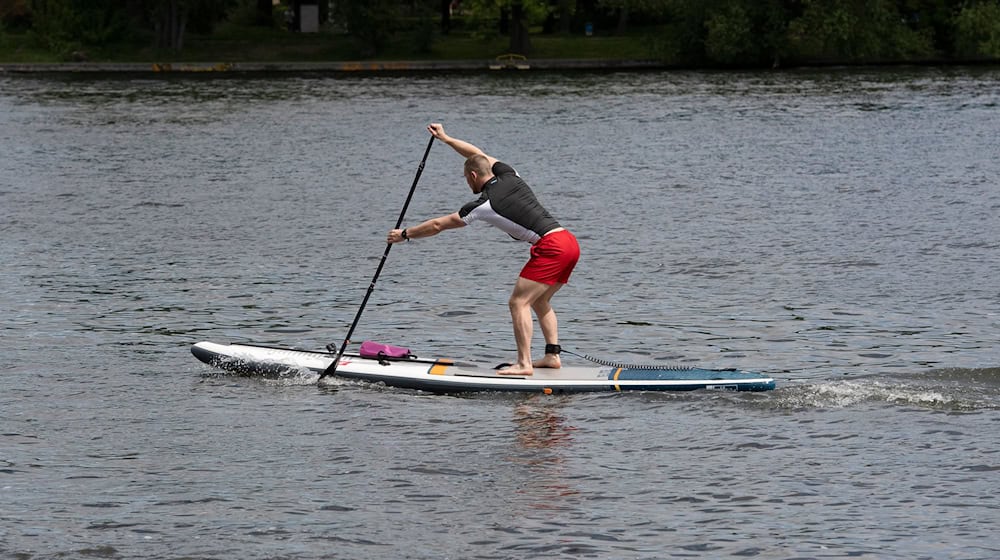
[496,362,533,376]
[532,354,561,369]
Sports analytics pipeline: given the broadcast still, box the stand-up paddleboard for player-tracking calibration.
[191,341,775,393]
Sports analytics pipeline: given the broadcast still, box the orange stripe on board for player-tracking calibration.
[613,368,623,391]
[429,360,453,375]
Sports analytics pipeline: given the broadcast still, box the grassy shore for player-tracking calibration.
[5,19,995,70]
[0,21,659,64]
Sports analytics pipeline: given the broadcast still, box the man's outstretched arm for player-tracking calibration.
[387,212,465,244]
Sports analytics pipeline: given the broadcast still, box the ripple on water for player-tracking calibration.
[2,68,999,560]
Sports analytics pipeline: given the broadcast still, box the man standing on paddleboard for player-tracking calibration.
[387,123,580,376]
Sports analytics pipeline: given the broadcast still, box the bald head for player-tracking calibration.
[464,154,492,177]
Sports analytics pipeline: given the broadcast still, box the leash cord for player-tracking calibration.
[561,348,725,371]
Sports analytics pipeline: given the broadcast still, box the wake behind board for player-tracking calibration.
[191,341,776,394]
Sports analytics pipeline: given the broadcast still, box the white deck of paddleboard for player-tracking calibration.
[192,341,776,392]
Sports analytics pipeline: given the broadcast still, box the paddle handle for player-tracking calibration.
[391,136,435,229]
[321,136,435,379]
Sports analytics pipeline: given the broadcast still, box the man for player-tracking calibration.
[387,123,580,376]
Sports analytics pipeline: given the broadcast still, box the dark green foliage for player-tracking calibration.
[3,0,998,64]
[650,0,938,66]
[954,0,1000,58]
[18,0,235,55]
[1,0,33,29]
[408,1,438,54]
[785,0,935,62]
[28,0,128,57]
[333,0,402,57]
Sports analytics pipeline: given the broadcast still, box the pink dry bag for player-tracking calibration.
[359,341,414,360]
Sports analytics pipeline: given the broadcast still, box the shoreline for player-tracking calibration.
[0,58,665,74]
[1,57,995,75]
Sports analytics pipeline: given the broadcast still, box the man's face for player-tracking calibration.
[464,169,479,193]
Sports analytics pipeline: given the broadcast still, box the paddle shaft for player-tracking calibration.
[321,136,435,379]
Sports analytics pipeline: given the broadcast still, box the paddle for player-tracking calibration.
[320,135,435,380]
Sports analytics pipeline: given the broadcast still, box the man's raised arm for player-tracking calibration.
[427,123,496,166]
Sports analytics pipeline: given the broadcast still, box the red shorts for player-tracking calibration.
[520,229,580,285]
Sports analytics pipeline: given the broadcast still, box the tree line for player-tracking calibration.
[2,0,999,66]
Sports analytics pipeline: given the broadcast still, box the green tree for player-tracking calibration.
[333,0,401,57]
[1,0,32,29]
[703,1,754,64]
[149,0,185,49]
[697,0,793,66]
[786,0,934,62]
[509,0,531,53]
[598,0,670,34]
[22,0,235,54]
[652,0,721,64]
[461,0,551,54]
[408,0,438,54]
[954,0,1000,58]
[27,0,128,58]
[27,0,80,56]
[554,0,573,34]
[898,0,955,55]
[143,0,233,50]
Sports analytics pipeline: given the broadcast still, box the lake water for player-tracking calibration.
[2,66,998,559]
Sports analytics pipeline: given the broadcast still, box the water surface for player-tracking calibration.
[2,67,998,559]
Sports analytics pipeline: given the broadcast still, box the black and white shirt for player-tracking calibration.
[458,162,560,244]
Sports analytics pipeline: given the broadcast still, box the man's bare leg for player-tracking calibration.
[498,277,552,376]
[532,283,564,369]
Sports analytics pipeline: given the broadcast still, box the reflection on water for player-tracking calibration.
[509,398,579,510]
